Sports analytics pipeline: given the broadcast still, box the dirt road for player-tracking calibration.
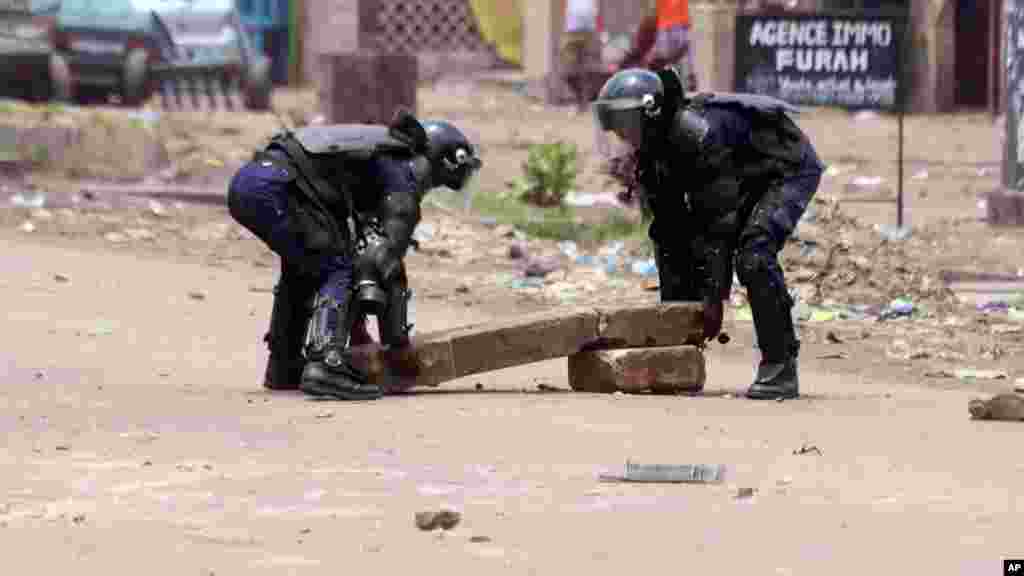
[2,227,1021,575]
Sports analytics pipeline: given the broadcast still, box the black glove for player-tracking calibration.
[702,297,724,342]
[358,242,401,284]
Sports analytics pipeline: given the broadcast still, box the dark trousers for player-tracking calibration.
[227,160,353,310]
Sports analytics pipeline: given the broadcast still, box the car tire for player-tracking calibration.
[121,49,149,107]
[49,52,73,104]
[243,56,271,111]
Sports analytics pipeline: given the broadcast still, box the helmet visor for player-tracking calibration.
[593,100,646,159]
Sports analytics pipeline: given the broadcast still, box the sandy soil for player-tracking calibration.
[2,81,1024,574]
[1,213,1022,575]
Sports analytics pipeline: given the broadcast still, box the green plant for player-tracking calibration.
[28,143,49,165]
[516,141,579,208]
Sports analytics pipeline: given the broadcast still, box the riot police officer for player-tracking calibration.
[227,110,481,400]
[594,67,824,400]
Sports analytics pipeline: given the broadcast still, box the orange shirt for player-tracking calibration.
[656,0,690,29]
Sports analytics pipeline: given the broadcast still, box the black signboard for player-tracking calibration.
[734,13,906,111]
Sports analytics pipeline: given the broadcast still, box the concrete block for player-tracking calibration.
[567,346,706,394]
[318,50,418,125]
[986,188,1024,226]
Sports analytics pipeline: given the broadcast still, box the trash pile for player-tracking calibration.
[746,193,960,321]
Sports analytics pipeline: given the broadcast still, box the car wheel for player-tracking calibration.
[243,56,271,111]
[49,52,73,103]
[121,49,149,107]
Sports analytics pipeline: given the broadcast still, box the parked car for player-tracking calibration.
[0,0,62,102]
[151,0,271,110]
[49,0,175,105]
[49,0,271,109]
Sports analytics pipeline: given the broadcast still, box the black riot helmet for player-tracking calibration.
[593,68,665,153]
[421,120,482,191]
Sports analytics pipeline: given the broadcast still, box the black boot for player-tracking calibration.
[263,274,315,391]
[740,260,800,400]
[746,340,800,400]
[299,293,383,401]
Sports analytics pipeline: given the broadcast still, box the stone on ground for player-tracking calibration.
[567,345,706,394]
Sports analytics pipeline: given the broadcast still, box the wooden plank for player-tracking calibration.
[347,301,704,391]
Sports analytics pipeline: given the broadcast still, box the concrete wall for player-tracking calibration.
[907,0,955,114]
[522,0,563,101]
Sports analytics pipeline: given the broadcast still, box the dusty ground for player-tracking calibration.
[2,81,1024,572]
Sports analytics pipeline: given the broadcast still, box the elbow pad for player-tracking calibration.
[379,189,421,259]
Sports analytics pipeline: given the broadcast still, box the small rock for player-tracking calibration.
[33,370,45,380]
[493,224,516,238]
[55,444,70,451]
[299,528,312,535]
[507,243,526,260]
[469,535,492,543]
[524,257,560,278]
[104,232,127,243]
[825,331,843,344]
[455,284,470,294]
[736,487,756,500]
[19,220,35,233]
[474,383,484,391]
[315,410,334,419]
[148,199,167,217]
[415,509,461,531]
[72,514,86,525]
[54,274,70,283]
[187,291,206,301]
[123,228,156,241]
[969,393,1024,421]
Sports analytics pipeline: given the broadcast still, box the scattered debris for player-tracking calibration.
[415,509,461,531]
[793,444,822,456]
[147,199,167,217]
[507,243,526,260]
[87,322,115,337]
[524,256,560,278]
[954,368,1009,381]
[122,228,156,241]
[600,462,726,484]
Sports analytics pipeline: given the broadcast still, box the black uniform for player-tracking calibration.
[594,67,824,400]
[227,111,481,400]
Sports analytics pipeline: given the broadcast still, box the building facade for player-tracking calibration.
[522,0,1006,114]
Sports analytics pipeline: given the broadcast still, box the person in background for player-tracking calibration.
[648,0,697,91]
[560,0,602,111]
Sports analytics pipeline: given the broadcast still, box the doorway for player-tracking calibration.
[955,0,1000,110]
